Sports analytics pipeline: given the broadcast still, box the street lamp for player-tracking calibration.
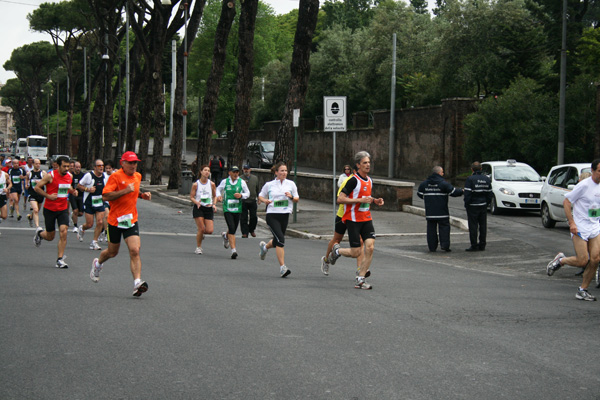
[182,1,189,169]
[56,79,60,154]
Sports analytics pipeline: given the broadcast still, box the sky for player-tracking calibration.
[0,0,299,85]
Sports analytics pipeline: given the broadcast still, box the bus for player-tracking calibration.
[25,135,48,164]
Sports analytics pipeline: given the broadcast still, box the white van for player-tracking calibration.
[16,138,27,159]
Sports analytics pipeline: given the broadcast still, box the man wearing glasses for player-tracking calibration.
[77,160,107,250]
[89,151,152,297]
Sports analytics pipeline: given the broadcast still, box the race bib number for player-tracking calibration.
[91,195,103,208]
[31,180,38,187]
[589,208,600,218]
[0,183,4,190]
[274,199,289,208]
[359,202,370,212]
[227,199,240,211]
[117,213,133,229]
[200,197,211,205]
[57,184,70,198]
[12,177,20,184]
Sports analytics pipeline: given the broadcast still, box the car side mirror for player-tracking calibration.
[541,176,546,182]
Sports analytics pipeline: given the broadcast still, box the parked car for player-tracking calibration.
[540,163,591,228]
[246,140,274,168]
[481,160,545,214]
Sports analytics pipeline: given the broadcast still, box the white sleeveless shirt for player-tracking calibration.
[194,179,213,207]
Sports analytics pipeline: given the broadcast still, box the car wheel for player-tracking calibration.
[490,196,501,215]
[541,202,556,228]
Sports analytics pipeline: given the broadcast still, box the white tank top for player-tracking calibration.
[0,172,6,195]
[194,179,213,207]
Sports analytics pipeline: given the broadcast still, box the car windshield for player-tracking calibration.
[261,142,275,152]
[494,166,541,182]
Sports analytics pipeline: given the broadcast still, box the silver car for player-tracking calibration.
[540,163,591,228]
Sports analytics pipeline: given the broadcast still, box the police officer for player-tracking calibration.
[463,161,492,251]
[417,166,463,252]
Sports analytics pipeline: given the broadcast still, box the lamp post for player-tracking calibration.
[182,1,189,169]
[56,80,59,155]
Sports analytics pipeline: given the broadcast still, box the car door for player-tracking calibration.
[547,166,570,220]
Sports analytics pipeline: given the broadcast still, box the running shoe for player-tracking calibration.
[90,241,101,250]
[77,225,85,242]
[320,256,330,276]
[33,226,43,247]
[195,247,203,255]
[280,265,291,278]
[259,241,268,260]
[99,230,107,242]
[354,277,372,290]
[231,251,238,259]
[72,227,78,234]
[222,232,229,249]
[132,281,148,297]
[575,288,596,301]
[9,205,13,217]
[356,267,371,278]
[17,214,21,221]
[27,214,33,227]
[546,252,564,276]
[329,243,341,265]
[90,258,102,283]
[55,257,68,269]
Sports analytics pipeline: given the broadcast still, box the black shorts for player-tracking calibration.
[9,186,22,195]
[0,194,6,208]
[43,208,70,232]
[28,193,44,205]
[224,212,241,235]
[192,205,214,220]
[69,195,84,212]
[266,213,289,247]
[107,222,140,244]
[346,220,376,248]
[334,215,347,235]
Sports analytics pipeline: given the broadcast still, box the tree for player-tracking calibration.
[3,42,60,139]
[274,0,320,167]
[321,0,378,32]
[196,0,237,168]
[0,79,31,137]
[229,0,259,168]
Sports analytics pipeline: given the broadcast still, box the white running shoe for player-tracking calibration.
[55,257,68,269]
[321,256,330,276]
[99,231,107,242]
[195,247,203,255]
[133,281,148,297]
[72,226,78,234]
[259,241,268,260]
[34,226,43,247]
[546,252,564,276]
[329,243,341,265]
[90,241,101,250]
[77,225,84,242]
[222,232,230,249]
[280,265,291,278]
[90,258,102,282]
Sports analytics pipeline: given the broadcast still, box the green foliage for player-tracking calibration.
[321,0,379,32]
[574,27,600,78]
[463,76,557,173]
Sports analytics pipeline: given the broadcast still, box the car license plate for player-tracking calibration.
[524,199,539,204]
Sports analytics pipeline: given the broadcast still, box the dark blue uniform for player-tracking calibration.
[464,171,492,250]
[417,173,463,251]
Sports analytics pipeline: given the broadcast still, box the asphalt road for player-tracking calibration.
[1,198,599,399]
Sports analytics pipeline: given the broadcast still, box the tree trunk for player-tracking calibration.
[79,92,90,166]
[274,0,320,168]
[229,0,259,168]
[168,0,206,189]
[138,84,153,181]
[196,0,237,168]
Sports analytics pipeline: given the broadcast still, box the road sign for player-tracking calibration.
[293,109,300,127]
[323,96,347,132]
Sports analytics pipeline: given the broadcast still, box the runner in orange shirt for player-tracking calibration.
[89,151,152,297]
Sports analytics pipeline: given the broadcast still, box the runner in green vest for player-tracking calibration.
[216,166,250,259]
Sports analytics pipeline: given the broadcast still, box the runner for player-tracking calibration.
[90,151,151,297]
[240,164,259,238]
[22,157,34,212]
[99,160,115,242]
[77,159,107,250]
[25,159,46,228]
[69,161,85,234]
[216,166,250,259]
[0,167,13,225]
[7,158,25,221]
[327,151,384,289]
[257,162,300,278]
[190,165,217,254]
[33,156,77,268]
[546,159,600,301]
[320,167,364,276]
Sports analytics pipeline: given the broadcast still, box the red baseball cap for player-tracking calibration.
[121,151,141,162]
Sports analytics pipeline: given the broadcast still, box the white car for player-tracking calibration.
[540,163,591,228]
[481,160,544,214]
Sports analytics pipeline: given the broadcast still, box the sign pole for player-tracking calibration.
[293,109,300,223]
[333,131,336,231]
[323,96,346,232]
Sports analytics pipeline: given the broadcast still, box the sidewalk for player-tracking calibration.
[141,183,468,240]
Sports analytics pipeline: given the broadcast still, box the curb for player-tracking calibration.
[402,205,469,231]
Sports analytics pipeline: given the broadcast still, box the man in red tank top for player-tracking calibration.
[33,156,78,268]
